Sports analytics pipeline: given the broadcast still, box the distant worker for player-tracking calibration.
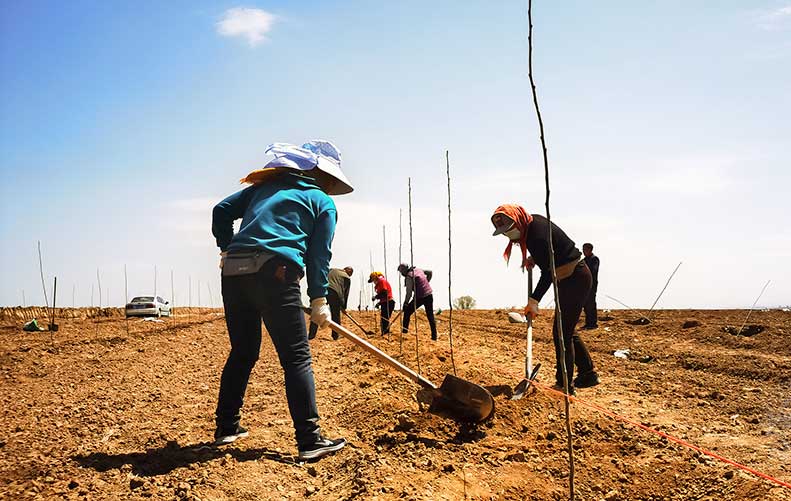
[309,266,353,340]
[369,271,395,335]
[398,263,438,341]
[212,140,352,461]
[491,204,600,395]
[582,243,599,330]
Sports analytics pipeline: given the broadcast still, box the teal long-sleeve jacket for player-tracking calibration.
[212,172,337,300]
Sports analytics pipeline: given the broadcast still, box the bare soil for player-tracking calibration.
[1,308,789,500]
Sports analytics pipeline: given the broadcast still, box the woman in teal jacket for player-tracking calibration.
[212,140,353,461]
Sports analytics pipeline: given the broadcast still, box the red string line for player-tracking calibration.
[533,381,791,490]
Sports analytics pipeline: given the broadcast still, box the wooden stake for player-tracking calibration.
[37,241,50,311]
[408,177,420,373]
[528,1,574,497]
[383,225,390,341]
[171,269,176,324]
[446,150,457,375]
[124,265,129,335]
[369,250,377,334]
[738,280,771,335]
[646,261,682,321]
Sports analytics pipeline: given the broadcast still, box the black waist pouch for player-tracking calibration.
[222,251,275,277]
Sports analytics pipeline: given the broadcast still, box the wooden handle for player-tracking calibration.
[305,307,436,390]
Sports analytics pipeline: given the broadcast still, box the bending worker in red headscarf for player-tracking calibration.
[491,204,600,395]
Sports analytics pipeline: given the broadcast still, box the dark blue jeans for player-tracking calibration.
[216,259,321,447]
[402,294,437,339]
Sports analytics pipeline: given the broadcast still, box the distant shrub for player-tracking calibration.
[454,295,476,310]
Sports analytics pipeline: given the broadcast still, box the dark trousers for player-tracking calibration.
[402,294,438,339]
[379,299,395,334]
[328,289,342,323]
[583,283,598,327]
[308,289,343,339]
[217,259,321,448]
[553,263,595,386]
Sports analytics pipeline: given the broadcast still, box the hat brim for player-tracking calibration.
[492,224,515,236]
[491,213,515,236]
[316,155,354,195]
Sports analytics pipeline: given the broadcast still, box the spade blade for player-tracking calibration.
[429,374,495,423]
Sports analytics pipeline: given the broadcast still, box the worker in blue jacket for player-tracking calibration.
[211,140,353,461]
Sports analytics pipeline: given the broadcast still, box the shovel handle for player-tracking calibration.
[304,308,436,390]
[526,268,533,377]
[343,310,373,335]
[385,308,404,328]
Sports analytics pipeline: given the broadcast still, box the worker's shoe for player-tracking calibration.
[574,370,600,389]
[550,383,576,396]
[331,331,339,340]
[298,436,347,461]
[581,324,598,330]
[214,425,248,446]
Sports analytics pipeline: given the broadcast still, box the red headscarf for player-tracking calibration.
[492,204,533,270]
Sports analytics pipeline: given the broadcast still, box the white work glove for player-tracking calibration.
[219,251,227,269]
[524,297,539,320]
[310,297,332,328]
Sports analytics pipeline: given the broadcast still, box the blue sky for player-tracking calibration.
[1,1,789,309]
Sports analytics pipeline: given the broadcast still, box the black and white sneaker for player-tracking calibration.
[214,425,249,446]
[298,437,347,461]
[574,371,600,389]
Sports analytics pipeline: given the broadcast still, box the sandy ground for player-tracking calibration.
[1,308,790,500]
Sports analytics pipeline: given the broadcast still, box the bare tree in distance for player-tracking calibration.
[454,296,476,310]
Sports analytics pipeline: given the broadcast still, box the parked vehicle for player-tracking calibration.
[125,295,172,318]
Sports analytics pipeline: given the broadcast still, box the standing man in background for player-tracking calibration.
[310,266,353,340]
[582,243,599,330]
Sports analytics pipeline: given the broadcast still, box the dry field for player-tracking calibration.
[1,307,789,500]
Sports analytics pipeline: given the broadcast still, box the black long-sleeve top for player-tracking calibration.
[585,255,599,286]
[526,214,582,302]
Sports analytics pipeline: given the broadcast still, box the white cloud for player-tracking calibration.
[756,5,791,31]
[217,7,276,46]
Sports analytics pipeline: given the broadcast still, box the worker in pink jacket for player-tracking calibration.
[398,263,437,340]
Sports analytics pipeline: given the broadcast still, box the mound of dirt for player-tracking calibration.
[722,324,766,337]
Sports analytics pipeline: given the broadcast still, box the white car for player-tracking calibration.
[125,295,172,318]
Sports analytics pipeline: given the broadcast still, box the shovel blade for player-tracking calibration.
[429,374,495,423]
[511,363,541,400]
[511,379,529,400]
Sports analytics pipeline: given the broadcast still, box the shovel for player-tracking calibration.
[309,309,494,423]
[385,308,404,330]
[343,310,375,336]
[512,268,539,399]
